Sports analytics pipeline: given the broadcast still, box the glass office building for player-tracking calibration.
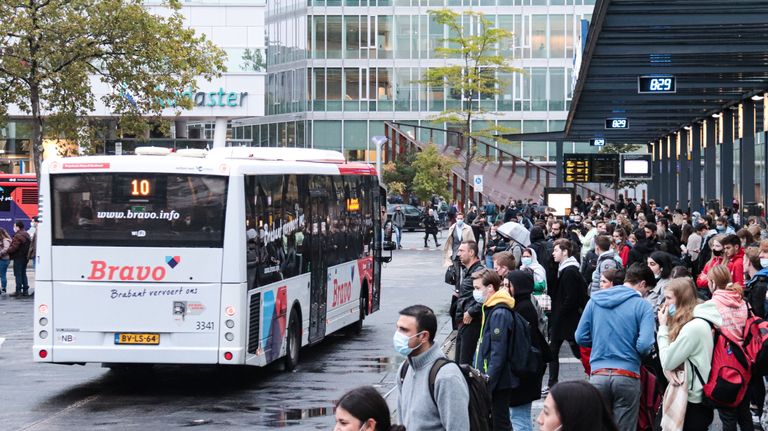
[231,0,596,161]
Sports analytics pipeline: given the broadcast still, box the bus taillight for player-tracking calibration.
[39,350,48,359]
[223,352,233,361]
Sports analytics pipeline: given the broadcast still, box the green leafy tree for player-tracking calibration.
[0,0,227,176]
[240,48,266,72]
[422,9,521,207]
[599,143,644,190]
[382,151,417,197]
[412,144,457,202]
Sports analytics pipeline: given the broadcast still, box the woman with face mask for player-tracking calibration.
[705,265,752,431]
[536,380,618,431]
[611,228,630,266]
[519,248,547,296]
[334,386,405,431]
[696,235,727,298]
[657,279,722,431]
[646,251,676,313]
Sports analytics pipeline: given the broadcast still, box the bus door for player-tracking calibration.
[307,175,329,343]
[370,180,385,313]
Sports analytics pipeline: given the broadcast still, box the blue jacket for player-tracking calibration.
[475,289,518,392]
[575,285,655,375]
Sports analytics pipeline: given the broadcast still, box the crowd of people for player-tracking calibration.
[340,194,768,431]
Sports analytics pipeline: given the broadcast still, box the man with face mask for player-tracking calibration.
[396,305,470,430]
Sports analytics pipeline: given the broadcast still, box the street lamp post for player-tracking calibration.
[371,136,388,184]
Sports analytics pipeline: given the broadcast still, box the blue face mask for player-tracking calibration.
[456,220,464,227]
[473,289,486,304]
[668,304,676,316]
[521,257,533,266]
[393,331,423,357]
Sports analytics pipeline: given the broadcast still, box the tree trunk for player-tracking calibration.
[30,84,43,179]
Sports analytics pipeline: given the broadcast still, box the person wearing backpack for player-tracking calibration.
[395,304,470,430]
[706,265,754,430]
[588,235,623,296]
[657,278,723,431]
[505,268,552,431]
[575,262,656,431]
[473,268,517,430]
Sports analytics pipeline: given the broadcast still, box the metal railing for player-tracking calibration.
[384,121,614,203]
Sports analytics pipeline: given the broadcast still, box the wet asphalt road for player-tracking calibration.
[0,232,456,431]
[5,231,726,430]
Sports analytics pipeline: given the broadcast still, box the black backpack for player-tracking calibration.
[400,358,492,431]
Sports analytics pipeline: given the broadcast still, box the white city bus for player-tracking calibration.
[33,147,388,369]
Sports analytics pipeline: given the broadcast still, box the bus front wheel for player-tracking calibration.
[284,311,300,371]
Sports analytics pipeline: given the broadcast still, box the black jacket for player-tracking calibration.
[628,239,656,267]
[422,214,438,234]
[550,261,586,340]
[455,260,486,321]
[507,270,552,406]
[746,273,768,319]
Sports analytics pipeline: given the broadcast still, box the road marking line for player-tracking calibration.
[19,394,100,431]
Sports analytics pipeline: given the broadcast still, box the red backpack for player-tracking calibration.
[690,318,752,408]
[742,312,768,376]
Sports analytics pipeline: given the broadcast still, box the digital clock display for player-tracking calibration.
[605,118,629,129]
[638,75,676,93]
[590,138,605,146]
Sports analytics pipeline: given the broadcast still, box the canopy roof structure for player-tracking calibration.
[563,0,768,144]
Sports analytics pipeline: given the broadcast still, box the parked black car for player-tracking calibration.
[386,204,424,231]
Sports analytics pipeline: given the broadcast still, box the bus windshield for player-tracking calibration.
[51,173,228,247]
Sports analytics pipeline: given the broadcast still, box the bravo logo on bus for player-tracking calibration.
[87,256,181,281]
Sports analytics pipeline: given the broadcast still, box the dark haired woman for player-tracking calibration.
[334,386,405,431]
[536,380,618,431]
[646,251,676,313]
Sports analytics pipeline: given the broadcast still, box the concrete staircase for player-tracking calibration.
[383,121,613,207]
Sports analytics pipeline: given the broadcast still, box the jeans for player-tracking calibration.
[13,257,29,293]
[394,226,402,247]
[509,403,533,431]
[0,259,9,290]
[590,373,642,431]
[485,255,494,268]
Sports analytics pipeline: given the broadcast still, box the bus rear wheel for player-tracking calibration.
[284,312,300,371]
[347,293,366,335]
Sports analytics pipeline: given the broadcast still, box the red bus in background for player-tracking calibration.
[0,174,38,233]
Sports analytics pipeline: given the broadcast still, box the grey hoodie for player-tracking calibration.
[589,250,622,294]
[397,343,470,430]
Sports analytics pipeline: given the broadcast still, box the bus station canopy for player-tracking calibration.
[562,0,768,144]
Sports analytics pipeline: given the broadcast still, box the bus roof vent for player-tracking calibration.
[134,146,172,156]
[208,147,346,163]
[174,148,208,158]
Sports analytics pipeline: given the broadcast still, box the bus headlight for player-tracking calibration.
[39,330,48,339]
[225,332,234,341]
[225,319,234,328]
[39,317,48,326]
